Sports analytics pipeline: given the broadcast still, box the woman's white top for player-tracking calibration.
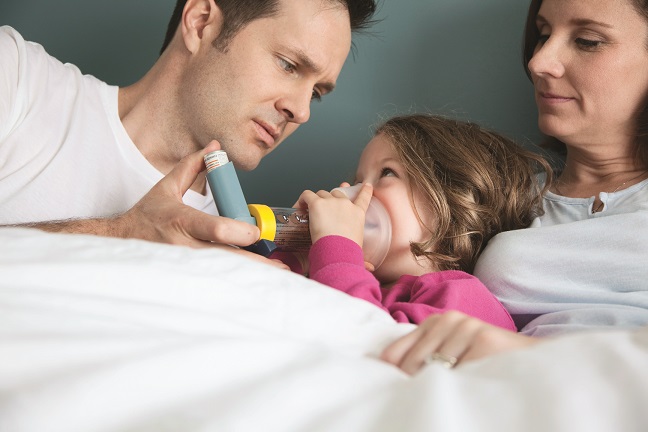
[474,177,648,336]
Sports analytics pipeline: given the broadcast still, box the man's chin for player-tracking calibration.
[232,158,261,172]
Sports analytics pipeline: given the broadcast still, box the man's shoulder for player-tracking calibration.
[0,25,57,76]
[0,26,24,55]
[0,25,44,56]
[0,25,22,40]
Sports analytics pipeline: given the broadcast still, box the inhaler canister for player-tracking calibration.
[204,150,276,256]
[204,151,256,225]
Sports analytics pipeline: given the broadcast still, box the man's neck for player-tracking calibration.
[117,59,206,194]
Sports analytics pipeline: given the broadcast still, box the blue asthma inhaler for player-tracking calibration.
[204,150,277,257]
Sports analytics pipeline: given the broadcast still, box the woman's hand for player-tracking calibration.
[380,311,540,374]
[297,183,373,246]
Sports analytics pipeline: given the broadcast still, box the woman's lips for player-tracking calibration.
[537,91,574,104]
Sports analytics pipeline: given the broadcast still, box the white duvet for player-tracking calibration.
[1,227,647,432]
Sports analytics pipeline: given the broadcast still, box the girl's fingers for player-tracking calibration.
[352,183,373,212]
[295,190,316,208]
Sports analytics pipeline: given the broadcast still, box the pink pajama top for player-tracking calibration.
[307,236,515,330]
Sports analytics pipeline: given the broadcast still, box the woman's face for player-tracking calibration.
[355,134,435,285]
[528,0,648,148]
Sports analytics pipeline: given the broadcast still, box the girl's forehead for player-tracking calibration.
[357,139,392,170]
[362,134,396,157]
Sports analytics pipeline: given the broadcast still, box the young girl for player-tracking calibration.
[293,114,551,333]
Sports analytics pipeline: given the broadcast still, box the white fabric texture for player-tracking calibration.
[0,26,215,224]
[1,227,648,432]
[474,178,648,336]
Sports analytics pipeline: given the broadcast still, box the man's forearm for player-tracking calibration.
[7,215,130,238]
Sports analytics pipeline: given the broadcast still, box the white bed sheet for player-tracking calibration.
[1,227,647,432]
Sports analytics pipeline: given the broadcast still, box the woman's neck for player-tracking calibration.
[553,144,648,201]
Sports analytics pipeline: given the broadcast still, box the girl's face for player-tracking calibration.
[355,134,435,285]
[528,0,648,149]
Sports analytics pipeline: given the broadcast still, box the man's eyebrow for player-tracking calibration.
[292,48,336,94]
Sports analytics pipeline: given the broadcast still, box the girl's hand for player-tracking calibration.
[297,183,373,246]
[380,311,540,374]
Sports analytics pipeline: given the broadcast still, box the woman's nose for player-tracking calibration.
[528,38,566,79]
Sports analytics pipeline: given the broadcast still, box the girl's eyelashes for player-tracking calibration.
[380,167,396,178]
[354,167,398,184]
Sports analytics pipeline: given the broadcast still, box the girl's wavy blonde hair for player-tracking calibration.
[376,114,552,274]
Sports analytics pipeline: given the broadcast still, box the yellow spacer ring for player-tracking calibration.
[247,204,277,241]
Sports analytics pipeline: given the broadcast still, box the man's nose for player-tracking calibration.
[276,89,312,125]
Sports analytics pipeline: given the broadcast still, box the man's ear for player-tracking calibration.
[181,0,223,53]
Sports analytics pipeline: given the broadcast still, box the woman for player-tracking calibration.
[381,0,648,374]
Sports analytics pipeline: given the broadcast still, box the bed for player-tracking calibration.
[1,227,647,432]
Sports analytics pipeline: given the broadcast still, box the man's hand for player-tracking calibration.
[15,141,263,251]
[116,141,261,248]
[380,311,540,374]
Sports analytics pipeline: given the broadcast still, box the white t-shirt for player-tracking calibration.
[474,177,648,336]
[0,26,216,224]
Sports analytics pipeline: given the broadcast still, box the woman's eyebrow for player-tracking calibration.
[570,17,614,28]
[536,13,614,29]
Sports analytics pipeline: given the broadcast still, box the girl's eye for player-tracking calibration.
[380,168,396,178]
[575,38,603,50]
[311,89,322,102]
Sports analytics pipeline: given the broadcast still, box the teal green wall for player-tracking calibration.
[1,0,541,206]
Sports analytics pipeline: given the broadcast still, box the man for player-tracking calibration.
[0,0,377,252]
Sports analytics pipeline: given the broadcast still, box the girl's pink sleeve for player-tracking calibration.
[308,236,389,312]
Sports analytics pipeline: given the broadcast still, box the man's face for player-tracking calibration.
[179,0,352,170]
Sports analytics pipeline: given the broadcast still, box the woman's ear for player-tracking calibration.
[181,0,223,54]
